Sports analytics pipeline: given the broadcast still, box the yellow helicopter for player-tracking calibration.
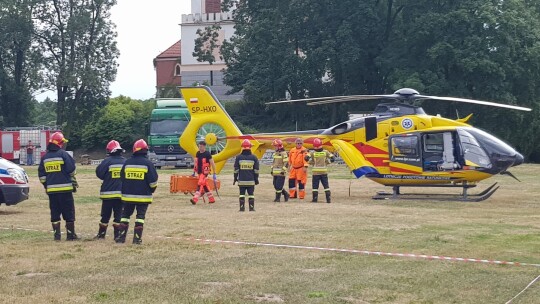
[179,86,530,201]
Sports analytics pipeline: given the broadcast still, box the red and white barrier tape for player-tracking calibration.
[2,226,540,268]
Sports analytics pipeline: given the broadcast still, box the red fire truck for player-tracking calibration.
[0,127,59,164]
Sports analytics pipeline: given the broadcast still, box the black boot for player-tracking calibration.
[239,199,245,212]
[273,192,281,202]
[249,199,255,212]
[65,222,80,241]
[282,190,289,202]
[94,223,107,239]
[52,222,61,241]
[311,191,318,203]
[325,191,331,203]
[115,223,129,243]
[113,223,121,240]
[133,224,143,245]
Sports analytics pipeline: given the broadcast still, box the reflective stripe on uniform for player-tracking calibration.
[39,176,47,183]
[122,194,152,203]
[324,188,331,192]
[124,165,148,172]
[135,219,145,224]
[46,183,73,193]
[149,181,158,188]
[248,195,255,199]
[238,181,255,186]
[100,191,122,199]
[43,157,64,164]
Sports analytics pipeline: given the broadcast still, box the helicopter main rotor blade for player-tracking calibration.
[419,95,532,111]
[266,94,396,105]
[266,95,352,105]
[307,95,400,106]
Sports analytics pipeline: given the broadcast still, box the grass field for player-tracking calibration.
[1,163,539,303]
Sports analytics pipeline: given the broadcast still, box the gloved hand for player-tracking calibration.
[213,173,217,181]
[191,171,196,177]
[233,173,238,185]
[71,175,79,193]
[255,179,259,185]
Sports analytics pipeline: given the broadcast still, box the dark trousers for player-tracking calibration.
[120,203,149,223]
[312,174,330,191]
[273,175,285,191]
[48,192,75,222]
[100,198,123,224]
[239,186,255,197]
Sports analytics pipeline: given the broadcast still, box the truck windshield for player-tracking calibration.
[150,120,188,136]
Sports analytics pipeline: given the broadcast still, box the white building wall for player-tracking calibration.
[181,12,235,66]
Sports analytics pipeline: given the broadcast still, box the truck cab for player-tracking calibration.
[147,99,193,168]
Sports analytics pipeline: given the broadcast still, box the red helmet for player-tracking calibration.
[241,139,252,150]
[272,139,283,149]
[49,132,68,148]
[106,140,124,154]
[313,138,323,149]
[133,139,149,153]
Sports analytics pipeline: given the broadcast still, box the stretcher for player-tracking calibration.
[170,175,221,195]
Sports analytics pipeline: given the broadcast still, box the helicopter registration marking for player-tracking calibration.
[401,118,413,129]
[191,106,217,114]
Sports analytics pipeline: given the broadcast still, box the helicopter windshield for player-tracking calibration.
[322,118,367,135]
[457,129,491,168]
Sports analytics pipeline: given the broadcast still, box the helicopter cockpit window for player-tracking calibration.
[391,136,418,156]
[323,119,366,135]
[457,129,491,168]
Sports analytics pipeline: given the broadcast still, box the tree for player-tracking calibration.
[0,0,39,127]
[32,0,119,141]
[222,0,540,160]
[193,24,222,86]
[81,96,154,150]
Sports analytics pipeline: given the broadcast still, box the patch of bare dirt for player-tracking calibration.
[247,294,284,303]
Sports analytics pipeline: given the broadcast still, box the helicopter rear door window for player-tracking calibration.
[391,136,418,157]
[389,134,422,169]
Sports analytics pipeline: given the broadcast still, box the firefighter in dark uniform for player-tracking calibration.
[234,139,259,211]
[270,139,289,202]
[305,138,335,203]
[190,141,217,204]
[94,140,126,240]
[38,131,79,241]
[115,139,158,244]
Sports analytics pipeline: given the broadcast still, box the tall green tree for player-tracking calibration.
[0,0,39,127]
[32,0,118,141]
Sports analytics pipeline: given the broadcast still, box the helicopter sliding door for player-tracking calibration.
[388,134,422,174]
[421,132,460,171]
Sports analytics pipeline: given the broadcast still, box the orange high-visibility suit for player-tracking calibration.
[288,145,309,199]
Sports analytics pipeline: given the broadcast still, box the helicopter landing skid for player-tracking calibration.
[373,182,499,202]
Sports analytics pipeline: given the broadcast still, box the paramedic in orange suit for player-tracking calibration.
[288,138,309,199]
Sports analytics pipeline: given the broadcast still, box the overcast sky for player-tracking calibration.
[109,0,191,100]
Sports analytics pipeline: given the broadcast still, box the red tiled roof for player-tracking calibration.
[156,40,181,59]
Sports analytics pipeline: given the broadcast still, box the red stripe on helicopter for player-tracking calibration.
[365,157,389,167]
[389,166,421,174]
[354,143,387,155]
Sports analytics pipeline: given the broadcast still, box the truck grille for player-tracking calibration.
[150,145,187,155]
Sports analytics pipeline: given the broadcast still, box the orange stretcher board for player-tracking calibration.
[170,175,221,194]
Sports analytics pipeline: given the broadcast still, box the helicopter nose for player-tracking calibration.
[512,152,524,167]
